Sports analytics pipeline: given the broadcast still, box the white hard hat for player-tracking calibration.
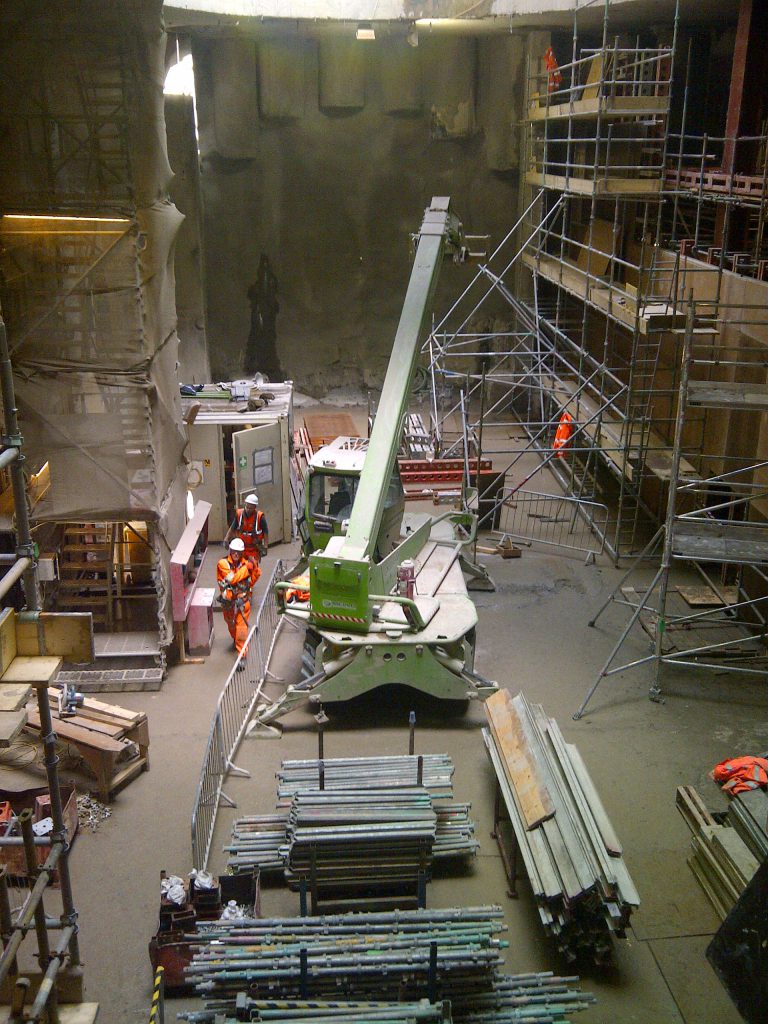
[245,493,259,507]
[229,538,245,552]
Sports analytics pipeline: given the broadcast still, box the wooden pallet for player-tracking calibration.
[24,691,149,801]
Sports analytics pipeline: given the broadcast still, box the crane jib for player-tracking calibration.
[308,197,464,630]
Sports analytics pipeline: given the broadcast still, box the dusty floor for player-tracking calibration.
[62,536,765,1022]
[48,410,766,1022]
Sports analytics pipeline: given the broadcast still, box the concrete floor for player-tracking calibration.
[55,417,767,1022]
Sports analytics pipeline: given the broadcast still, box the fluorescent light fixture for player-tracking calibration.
[356,22,375,40]
[2,214,130,223]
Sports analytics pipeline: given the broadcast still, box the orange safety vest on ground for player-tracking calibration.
[553,412,574,457]
[712,755,768,795]
[284,573,310,605]
[544,46,562,93]
[233,508,267,558]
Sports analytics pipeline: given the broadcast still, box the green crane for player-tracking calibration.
[255,197,497,728]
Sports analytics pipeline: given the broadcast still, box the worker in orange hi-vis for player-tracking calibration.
[223,493,268,565]
[216,538,261,668]
[553,411,574,458]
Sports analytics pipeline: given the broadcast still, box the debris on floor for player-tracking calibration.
[77,794,112,833]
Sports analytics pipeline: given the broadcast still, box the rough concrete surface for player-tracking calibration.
[61,509,764,1022]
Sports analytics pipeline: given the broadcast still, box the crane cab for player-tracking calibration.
[305,436,404,558]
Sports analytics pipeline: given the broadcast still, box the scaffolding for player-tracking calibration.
[427,0,768,582]
[576,295,768,717]
[0,307,85,1022]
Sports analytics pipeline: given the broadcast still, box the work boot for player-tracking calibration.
[236,661,246,672]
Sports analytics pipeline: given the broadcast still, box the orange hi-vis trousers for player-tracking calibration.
[223,600,251,655]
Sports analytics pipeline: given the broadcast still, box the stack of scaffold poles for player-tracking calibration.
[182,907,596,1022]
[281,788,436,893]
[483,690,639,963]
[226,803,478,877]
[185,907,505,1000]
[277,755,455,800]
[224,754,478,883]
[179,998,450,1024]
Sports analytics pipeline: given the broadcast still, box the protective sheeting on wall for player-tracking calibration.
[0,0,189,646]
[166,95,212,385]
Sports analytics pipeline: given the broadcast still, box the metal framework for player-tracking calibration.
[576,295,768,717]
[0,308,82,1022]
[425,0,768,581]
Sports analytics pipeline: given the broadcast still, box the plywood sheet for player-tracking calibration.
[0,710,26,748]
[485,689,555,829]
[0,683,32,712]
[15,613,94,662]
[303,412,360,449]
[2,656,62,684]
[0,609,16,678]
[678,585,739,607]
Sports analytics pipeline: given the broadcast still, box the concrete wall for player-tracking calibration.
[166,94,212,385]
[191,29,525,392]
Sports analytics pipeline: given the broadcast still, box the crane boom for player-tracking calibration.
[341,196,463,561]
[307,197,465,632]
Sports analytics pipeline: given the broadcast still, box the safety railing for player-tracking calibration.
[494,489,607,563]
[191,559,285,871]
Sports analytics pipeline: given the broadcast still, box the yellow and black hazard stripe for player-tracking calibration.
[149,966,164,1024]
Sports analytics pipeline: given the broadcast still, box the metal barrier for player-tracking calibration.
[494,489,607,563]
[191,559,285,871]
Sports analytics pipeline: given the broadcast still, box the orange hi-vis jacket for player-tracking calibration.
[284,574,310,604]
[712,755,768,795]
[234,508,267,552]
[553,412,574,457]
[216,554,259,608]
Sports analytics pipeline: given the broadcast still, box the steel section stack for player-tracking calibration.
[483,690,639,962]
[179,998,450,1024]
[281,788,436,894]
[276,755,455,800]
[185,907,506,1000]
[225,754,478,880]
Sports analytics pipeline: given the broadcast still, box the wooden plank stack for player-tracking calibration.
[726,787,768,861]
[24,689,149,800]
[676,785,761,919]
[483,690,639,962]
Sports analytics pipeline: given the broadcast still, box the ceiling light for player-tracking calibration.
[356,22,375,40]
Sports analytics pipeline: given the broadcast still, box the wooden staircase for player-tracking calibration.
[57,523,117,630]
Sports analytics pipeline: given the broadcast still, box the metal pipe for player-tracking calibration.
[0,558,32,602]
[0,447,18,471]
[35,678,81,968]
[0,310,37,611]
[18,811,57,1022]
[0,868,17,982]
[27,925,74,1023]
